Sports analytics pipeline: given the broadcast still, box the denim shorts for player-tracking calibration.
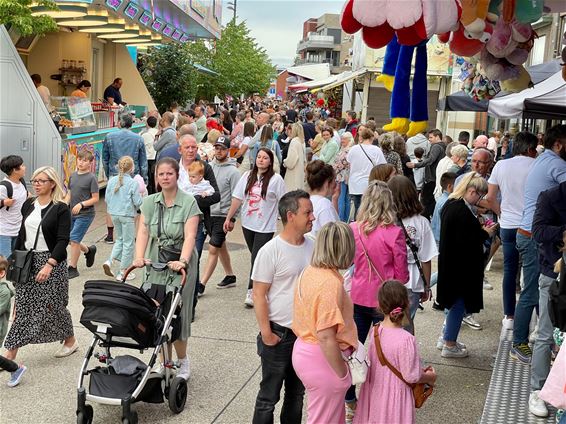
[70,214,95,243]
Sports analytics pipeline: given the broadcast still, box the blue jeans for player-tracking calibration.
[406,289,421,335]
[350,194,362,222]
[345,304,384,402]
[0,235,17,258]
[70,214,95,243]
[444,297,466,342]
[109,215,135,272]
[500,228,520,317]
[531,274,556,391]
[513,233,540,345]
[338,182,351,222]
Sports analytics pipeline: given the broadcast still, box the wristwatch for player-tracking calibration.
[80,202,85,208]
[179,257,189,265]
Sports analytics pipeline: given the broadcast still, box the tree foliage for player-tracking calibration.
[140,19,275,110]
[0,0,58,36]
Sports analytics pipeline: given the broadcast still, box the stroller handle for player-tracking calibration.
[122,263,187,287]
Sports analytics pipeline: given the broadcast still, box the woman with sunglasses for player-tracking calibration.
[4,166,78,362]
[436,172,498,358]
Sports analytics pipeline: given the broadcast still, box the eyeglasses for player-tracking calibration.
[30,179,52,185]
[471,159,490,165]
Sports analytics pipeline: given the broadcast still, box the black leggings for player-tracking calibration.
[0,355,18,372]
[242,227,274,289]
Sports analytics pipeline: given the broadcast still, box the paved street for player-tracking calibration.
[1,202,505,423]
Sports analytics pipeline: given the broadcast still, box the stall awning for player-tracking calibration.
[288,75,339,92]
[488,71,566,119]
[320,69,369,91]
[437,60,563,112]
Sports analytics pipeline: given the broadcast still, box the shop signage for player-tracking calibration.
[105,0,123,11]
[124,2,140,19]
[151,18,165,32]
[139,10,152,26]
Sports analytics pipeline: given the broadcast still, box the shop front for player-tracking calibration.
[0,0,221,186]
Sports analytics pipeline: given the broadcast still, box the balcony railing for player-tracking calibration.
[297,33,335,52]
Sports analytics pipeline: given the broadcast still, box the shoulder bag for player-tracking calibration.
[359,144,376,167]
[7,203,54,285]
[297,269,369,385]
[374,323,433,408]
[398,219,428,288]
[157,203,182,263]
[357,224,384,285]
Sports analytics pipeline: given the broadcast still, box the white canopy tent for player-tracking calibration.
[488,70,566,119]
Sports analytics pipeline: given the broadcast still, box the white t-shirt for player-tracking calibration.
[0,178,28,237]
[346,144,386,195]
[307,194,338,238]
[251,236,314,328]
[488,155,535,229]
[401,215,438,292]
[233,171,286,233]
[24,201,50,251]
[36,85,50,108]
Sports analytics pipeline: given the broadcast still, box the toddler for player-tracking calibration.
[186,160,215,197]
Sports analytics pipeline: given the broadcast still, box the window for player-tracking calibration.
[530,35,546,65]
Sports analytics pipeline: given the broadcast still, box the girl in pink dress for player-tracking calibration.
[354,280,437,424]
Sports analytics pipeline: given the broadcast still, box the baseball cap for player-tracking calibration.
[214,136,230,149]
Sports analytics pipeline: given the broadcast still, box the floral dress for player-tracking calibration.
[333,146,351,183]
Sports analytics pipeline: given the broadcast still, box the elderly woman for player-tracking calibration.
[4,166,78,361]
[379,133,403,175]
[292,222,358,424]
[133,157,201,380]
[437,172,497,358]
[448,144,470,176]
[333,131,354,222]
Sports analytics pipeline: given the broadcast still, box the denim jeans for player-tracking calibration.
[338,182,351,222]
[345,304,384,402]
[69,214,95,243]
[406,289,421,335]
[253,323,304,424]
[109,215,135,271]
[0,235,17,258]
[350,194,362,222]
[444,297,466,342]
[500,228,520,317]
[513,233,540,345]
[531,274,556,391]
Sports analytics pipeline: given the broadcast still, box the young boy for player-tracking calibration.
[412,147,426,195]
[65,150,99,279]
[0,256,26,387]
[0,155,28,259]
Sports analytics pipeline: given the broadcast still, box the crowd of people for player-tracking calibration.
[0,95,565,423]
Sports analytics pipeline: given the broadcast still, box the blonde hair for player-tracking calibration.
[290,122,305,142]
[378,132,395,152]
[451,144,469,161]
[207,129,221,144]
[450,171,488,200]
[311,222,355,270]
[188,160,205,176]
[114,156,134,193]
[356,181,396,234]
[32,166,65,203]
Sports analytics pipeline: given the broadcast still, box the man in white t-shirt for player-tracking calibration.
[0,155,28,258]
[251,190,315,423]
[486,132,537,330]
[31,74,51,110]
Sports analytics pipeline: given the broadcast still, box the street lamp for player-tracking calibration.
[227,0,237,22]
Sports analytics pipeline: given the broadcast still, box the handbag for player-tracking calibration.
[374,323,433,408]
[297,270,369,385]
[157,203,181,263]
[7,203,54,285]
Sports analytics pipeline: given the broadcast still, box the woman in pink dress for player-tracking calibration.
[354,280,437,424]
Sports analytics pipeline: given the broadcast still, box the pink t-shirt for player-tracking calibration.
[350,222,409,308]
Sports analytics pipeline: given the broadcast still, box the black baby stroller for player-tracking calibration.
[76,263,188,424]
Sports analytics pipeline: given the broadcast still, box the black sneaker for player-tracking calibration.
[84,245,97,268]
[68,266,80,279]
[197,282,206,297]
[432,300,443,311]
[104,235,114,244]
[217,275,237,289]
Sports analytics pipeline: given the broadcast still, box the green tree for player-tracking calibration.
[0,0,58,36]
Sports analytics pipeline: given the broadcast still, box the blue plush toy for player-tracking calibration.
[378,35,429,137]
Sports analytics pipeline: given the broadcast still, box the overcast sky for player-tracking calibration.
[222,0,344,68]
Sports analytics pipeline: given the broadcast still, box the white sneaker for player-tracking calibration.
[502,317,514,331]
[462,314,482,330]
[436,337,467,351]
[103,260,114,277]
[528,391,549,417]
[116,272,136,282]
[176,357,190,381]
[529,325,538,344]
[244,289,254,308]
[483,279,493,290]
[441,344,469,358]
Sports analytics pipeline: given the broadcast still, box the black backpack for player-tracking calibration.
[0,178,27,211]
[549,255,566,332]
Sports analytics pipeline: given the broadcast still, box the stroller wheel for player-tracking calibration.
[168,377,187,414]
[122,410,138,424]
[77,405,93,424]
